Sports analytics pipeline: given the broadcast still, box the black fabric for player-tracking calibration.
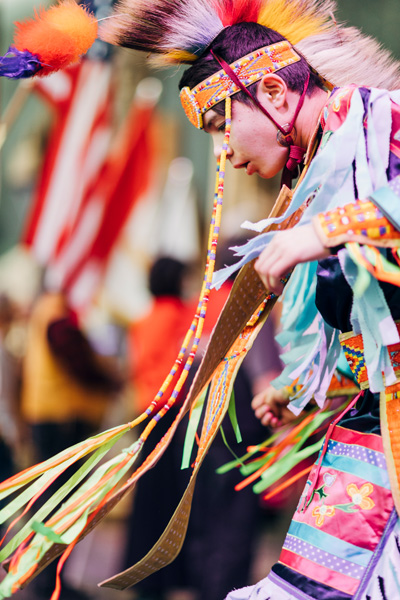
[315,254,400,333]
[272,564,352,600]
[315,256,354,332]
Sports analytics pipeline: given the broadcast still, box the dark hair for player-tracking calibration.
[47,318,124,393]
[149,257,186,298]
[179,23,322,116]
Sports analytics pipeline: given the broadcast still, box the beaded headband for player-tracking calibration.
[180,40,301,129]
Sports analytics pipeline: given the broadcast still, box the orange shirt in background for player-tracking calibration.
[129,296,196,414]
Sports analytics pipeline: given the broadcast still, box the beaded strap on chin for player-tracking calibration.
[209,49,309,189]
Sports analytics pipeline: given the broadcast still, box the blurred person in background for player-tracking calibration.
[127,257,197,418]
[21,290,123,600]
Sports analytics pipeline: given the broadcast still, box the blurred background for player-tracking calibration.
[0,0,399,319]
[0,0,399,321]
[0,1,398,599]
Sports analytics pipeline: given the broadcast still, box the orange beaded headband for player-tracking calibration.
[180,40,301,129]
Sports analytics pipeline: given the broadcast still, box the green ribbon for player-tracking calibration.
[181,385,208,469]
[227,389,242,444]
[0,429,129,562]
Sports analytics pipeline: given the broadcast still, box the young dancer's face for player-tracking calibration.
[203,76,291,179]
[204,101,289,179]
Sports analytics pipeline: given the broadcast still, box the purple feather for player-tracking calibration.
[0,46,42,79]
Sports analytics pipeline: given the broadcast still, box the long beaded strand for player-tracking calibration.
[129,165,220,428]
[134,97,232,443]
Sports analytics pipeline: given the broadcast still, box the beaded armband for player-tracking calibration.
[313,199,400,249]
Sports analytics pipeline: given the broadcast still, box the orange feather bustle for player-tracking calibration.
[13,0,98,76]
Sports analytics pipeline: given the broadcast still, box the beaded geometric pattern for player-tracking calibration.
[180,41,300,129]
[340,332,368,389]
[317,199,400,247]
[340,325,400,390]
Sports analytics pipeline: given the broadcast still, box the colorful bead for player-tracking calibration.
[340,325,400,389]
[315,199,400,247]
[134,98,233,444]
[179,41,300,129]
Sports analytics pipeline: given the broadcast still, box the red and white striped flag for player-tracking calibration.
[23,57,162,312]
[50,78,162,311]
[23,59,114,267]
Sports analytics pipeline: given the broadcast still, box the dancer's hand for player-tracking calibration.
[251,386,295,428]
[254,223,329,295]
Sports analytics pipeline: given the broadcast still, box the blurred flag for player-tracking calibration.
[101,157,200,322]
[50,78,163,311]
[153,157,200,262]
[22,1,163,313]
[22,0,116,279]
[22,60,114,263]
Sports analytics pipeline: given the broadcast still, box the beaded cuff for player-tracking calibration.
[313,199,400,249]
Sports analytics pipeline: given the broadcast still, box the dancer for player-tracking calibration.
[1,2,400,599]
[101,2,400,598]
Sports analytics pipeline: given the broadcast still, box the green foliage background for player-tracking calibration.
[337,0,400,58]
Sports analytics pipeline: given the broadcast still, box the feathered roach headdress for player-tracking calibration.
[100,0,400,183]
[100,0,400,89]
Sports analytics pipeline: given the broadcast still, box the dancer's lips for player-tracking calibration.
[245,162,255,175]
[232,161,257,175]
[233,161,250,172]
